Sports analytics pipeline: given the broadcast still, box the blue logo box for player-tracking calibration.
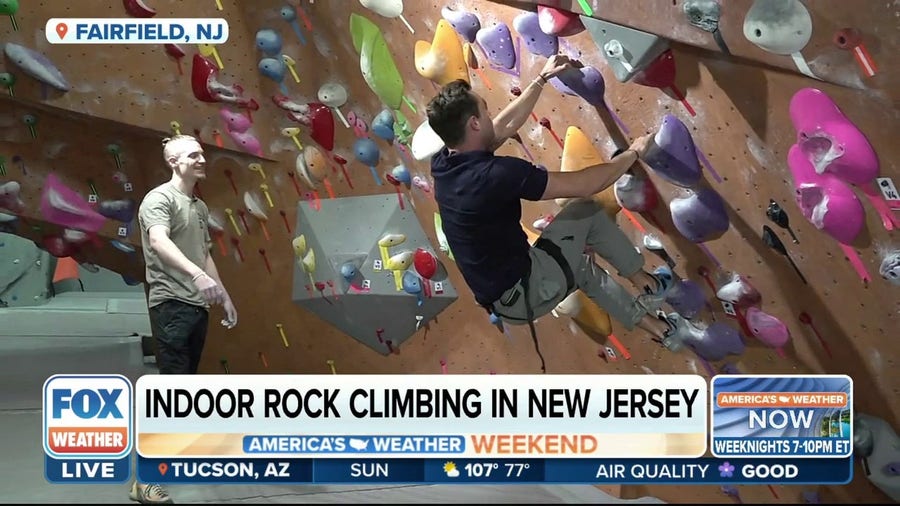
[710,375,852,458]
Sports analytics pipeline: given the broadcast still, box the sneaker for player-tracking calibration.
[660,312,704,352]
[635,266,675,314]
[129,482,173,504]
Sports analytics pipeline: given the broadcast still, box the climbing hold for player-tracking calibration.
[878,251,900,286]
[220,108,251,133]
[122,0,156,17]
[548,65,605,107]
[4,43,70,91]
[743,0,816,79]
[190,54,258,110]
[0,180,24,214]
[415,19,469,86]
[258,57,288,93]
[40,174,107,233]
[475,22,517,70]
[663,276,708,320]
[255,28,282,56]
[441,6,480,42]
[97,199,136,223]
[513,11,558,58]
[669,188,730,243]
[716,272,762,308]
[359,0,414,34]
[766,199,800,243]
[0,72,15,96]
[411,120,444,160]
[371,109,395,142]
[683,0,730,55]
[391,164,411,186]
[642,114,703,187]
[745,306,791,352]
[614,172,659,213]
[790,88,879,185]
[349,13,407,111]
[557,126,620,215]
[787,144,864,245]
[537,5,584,37]
[318,83,351,129]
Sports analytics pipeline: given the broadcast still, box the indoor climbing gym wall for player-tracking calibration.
[0,0,898,503]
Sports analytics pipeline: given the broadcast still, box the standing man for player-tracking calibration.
[427,56,696,372]
[132,134,238,504]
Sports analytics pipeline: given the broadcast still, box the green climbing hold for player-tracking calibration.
[0,0,19,15]
[349,13,406,111]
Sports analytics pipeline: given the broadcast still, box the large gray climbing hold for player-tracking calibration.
[579,16,669,83]
[684,0,721,33]
[684,0,731,54]
[743,0,812,55]
[854,413,900,501]
[878,251,900,286]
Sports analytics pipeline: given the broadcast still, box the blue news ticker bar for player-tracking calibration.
[133,457,853,485]
[712,437,853,457]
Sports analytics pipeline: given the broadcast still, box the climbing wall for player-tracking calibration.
[0,0,897,503]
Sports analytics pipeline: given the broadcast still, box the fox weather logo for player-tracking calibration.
[43,374,133,459]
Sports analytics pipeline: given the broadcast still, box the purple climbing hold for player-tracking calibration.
[97,199,136,223]
[441,6,481,43]
[720,362,741,374]
[665,278,707,320]
[549,65,606,107]
[642,114,703,187]
[670,187,730,242]
[689,321,745,361]
[476,23,517,69]
[513,11,558,58]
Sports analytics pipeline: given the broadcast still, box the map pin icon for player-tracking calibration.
[158,462,168,475]
[56,22,68,39]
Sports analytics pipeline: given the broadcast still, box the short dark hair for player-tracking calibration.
[426,79,479,148]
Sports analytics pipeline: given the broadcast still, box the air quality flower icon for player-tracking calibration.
[719,461,735,478]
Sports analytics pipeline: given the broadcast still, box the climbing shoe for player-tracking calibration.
[635,265,675,314]
[659,312,704,352]
[129,482,173,504]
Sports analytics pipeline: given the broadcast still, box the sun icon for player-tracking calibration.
[442,461,460,477]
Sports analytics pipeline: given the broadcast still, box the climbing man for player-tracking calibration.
[133,134,238,504]
[427,55,695,372]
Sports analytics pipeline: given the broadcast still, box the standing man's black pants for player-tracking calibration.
[148,300,209,374]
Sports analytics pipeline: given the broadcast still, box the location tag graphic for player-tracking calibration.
[56,23,68,39]
[158,463,168,476]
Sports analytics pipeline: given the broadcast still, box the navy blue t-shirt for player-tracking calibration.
[431,148,549,306]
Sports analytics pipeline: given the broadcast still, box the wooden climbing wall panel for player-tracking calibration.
[0,0,897,503]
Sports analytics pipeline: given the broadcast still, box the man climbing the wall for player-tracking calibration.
[427,55,697,372]
[133,134,238,504]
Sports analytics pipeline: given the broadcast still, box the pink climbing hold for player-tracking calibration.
[536,5,585,37]
[787,144,864,245]
[745,307,791,355]
[789,88,879,185]
[225,129,262,157]
[219,108,252,133]
[40,173,107,233]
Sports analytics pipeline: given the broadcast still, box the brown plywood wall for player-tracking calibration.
[1,0,898,503]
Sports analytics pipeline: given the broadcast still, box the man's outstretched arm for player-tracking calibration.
[491,55,576,150]
[540,134,654,200]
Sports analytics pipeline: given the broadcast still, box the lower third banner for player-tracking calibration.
[137,457,852,485]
